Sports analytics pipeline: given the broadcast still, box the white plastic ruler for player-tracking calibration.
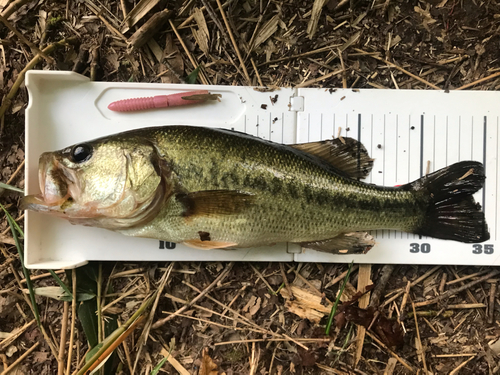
[24,71,500,268]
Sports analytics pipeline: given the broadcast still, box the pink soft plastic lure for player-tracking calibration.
[108,90,210,112]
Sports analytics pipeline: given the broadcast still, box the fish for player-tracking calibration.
[21,125,490,254]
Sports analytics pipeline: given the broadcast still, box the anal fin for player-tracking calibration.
[300,232,375,254]
[291,137,374,180]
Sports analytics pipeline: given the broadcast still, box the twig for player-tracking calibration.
[160,347,190,375]
[5,160,24,187]
[259,44,342,66]
[382,266,440,307]
[0,36,78,119]
[449,355,476,375]
[439,272,447,293]
[90,48,99,82]
[178,0,230,29]
[250,264,276,295]
[0,14,52,62]
[488,281,497,324]
[76,293,156,375]
[355,48,441,90]
[162,293,265,334]
[65,270,76,375]
[279,263,293,300]
[214,338,332,346]
[398,280,411,323]
[168,19,209,85]
[199,0,233,54]
[57,302,69,375]
[250,57,263,87]
[327,265,359,288]
[354,265,371,367]
[0,342,40,375]
[445,269,490,285]
[456,71,500,90]
[1,0,31,19]
[414,269,500,308]
[152,262,234,329]
[365,331,415,372]
[215,0,251,85]
[86,316,145,374]
[411,300,427,373]
[295,69,344,88]
[369,265,394,308]
[132,263,174,373]
[85,3,127,41]
[338,48,347,89]
[119,0,128,19]
[0,319,35,351]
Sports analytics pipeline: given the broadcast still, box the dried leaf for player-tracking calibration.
[193,7,210,54]
[488,337,500,355]
[121,0,161,32]
[128,10,173,50]
[254,14,280,49]
[160,33,184,84]
[414,5,437,32]
[297,347,316,367]
[199,348,217,375]
[307,0,328,39]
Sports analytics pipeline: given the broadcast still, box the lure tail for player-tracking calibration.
[406,161,489,243]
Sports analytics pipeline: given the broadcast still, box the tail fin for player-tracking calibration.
[407,161,489,243]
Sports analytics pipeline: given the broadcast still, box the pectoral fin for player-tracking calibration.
[291,137,373,179]
[300,232,375,254]
[176,190,255,219]
[183,239,238,250]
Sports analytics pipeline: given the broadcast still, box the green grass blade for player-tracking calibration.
[0,203,24,237]
[333,323,354,365]
[185,66,200,84]
[0,182,24,193]
[1,204,40,327]
[150,357,169,375]
[325,261,354,335]
[49,270,73,300]
[151,338,174,375]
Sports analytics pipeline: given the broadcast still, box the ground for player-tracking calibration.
[1,0,500,374]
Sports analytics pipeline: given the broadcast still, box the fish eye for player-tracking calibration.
[70,144,93,163]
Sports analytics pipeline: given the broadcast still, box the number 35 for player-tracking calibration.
[472,244,494,254]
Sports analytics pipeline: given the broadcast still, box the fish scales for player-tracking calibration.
[120,126,425,246]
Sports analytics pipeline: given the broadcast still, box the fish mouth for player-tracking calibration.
[21,153,77,215]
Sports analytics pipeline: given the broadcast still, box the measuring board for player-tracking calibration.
[24,71,500,268]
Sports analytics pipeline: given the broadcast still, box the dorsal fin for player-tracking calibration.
[291,137,374,179]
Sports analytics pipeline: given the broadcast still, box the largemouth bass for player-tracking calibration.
[21,126,489,253]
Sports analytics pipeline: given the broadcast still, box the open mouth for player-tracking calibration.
[20,153,75,213]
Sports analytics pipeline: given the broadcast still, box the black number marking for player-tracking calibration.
[159,241,177,250]
[472,244,482,254]
[421,243,431,253]
[472,244,494,254]
[409,243,431,253]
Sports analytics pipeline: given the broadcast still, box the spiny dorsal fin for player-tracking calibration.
[291,137,374,179]
[176,190,255,219]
